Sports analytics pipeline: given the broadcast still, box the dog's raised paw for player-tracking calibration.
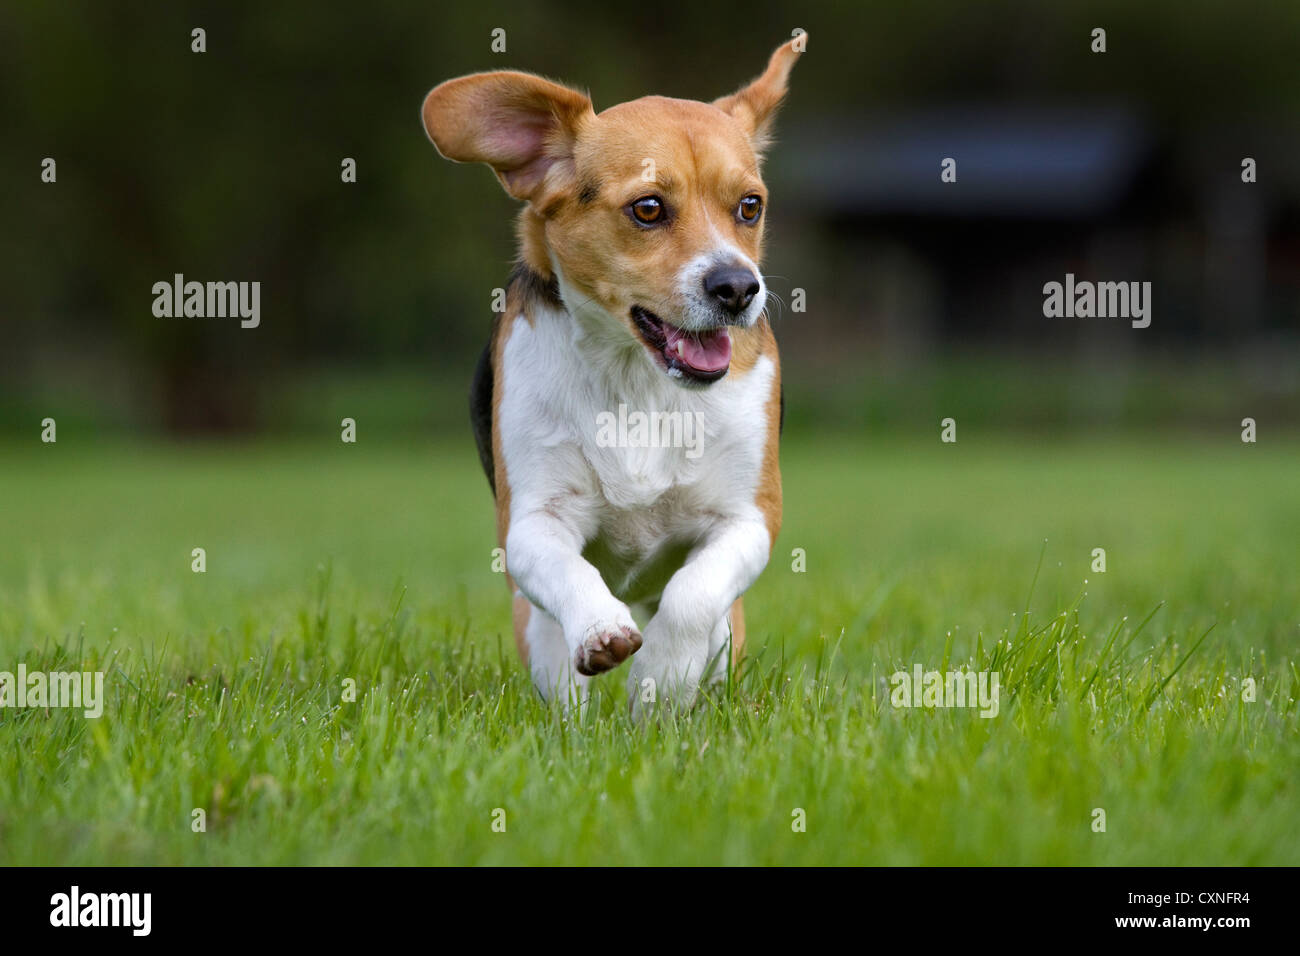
[574,623,643,675]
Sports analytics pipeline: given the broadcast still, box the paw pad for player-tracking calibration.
[575,624,643,675]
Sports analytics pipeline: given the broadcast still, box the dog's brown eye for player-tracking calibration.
[738,195,763,222]
[630,196,665,225]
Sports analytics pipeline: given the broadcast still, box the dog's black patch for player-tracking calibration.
[469,341,495,494]
[507,262,563,310]
[577,178,601,205]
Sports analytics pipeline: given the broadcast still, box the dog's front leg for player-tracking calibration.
[506,511,642,683]
[629,517,771,716]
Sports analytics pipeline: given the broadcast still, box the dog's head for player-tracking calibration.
[422,37,805,386]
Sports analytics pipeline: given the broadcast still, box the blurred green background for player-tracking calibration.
[2,0,1298,437]
[1,0,1297,867]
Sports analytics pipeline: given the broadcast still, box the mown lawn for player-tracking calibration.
[0,433,1295,864]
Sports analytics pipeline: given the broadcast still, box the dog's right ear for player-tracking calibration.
[422,72,594,202]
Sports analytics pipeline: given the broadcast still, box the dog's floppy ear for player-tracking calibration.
[713,34,807,154]
[422,72,594,202]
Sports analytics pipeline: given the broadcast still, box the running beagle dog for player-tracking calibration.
[421,36,803,714]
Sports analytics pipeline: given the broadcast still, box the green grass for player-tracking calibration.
[0,434,1296,865]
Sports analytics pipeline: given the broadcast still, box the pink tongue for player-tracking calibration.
[664,326,732,373]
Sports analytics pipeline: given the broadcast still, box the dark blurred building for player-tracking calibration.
[775,109,1299,356]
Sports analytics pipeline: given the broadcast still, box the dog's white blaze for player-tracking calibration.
[675,245,767,331]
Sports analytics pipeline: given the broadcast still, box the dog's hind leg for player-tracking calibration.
[702,598,745,687]
[727,597,746,668]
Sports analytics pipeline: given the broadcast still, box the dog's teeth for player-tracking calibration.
[675,340,685,357]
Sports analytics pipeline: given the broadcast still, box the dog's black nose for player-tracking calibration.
[702,266,760,316]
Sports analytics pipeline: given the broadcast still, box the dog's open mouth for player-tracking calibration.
[629,306,731,385]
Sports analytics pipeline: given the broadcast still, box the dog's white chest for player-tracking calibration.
[498,305,774,604]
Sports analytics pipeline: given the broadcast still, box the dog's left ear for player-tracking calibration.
[713,34,807,153]
[421,71,594,202]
